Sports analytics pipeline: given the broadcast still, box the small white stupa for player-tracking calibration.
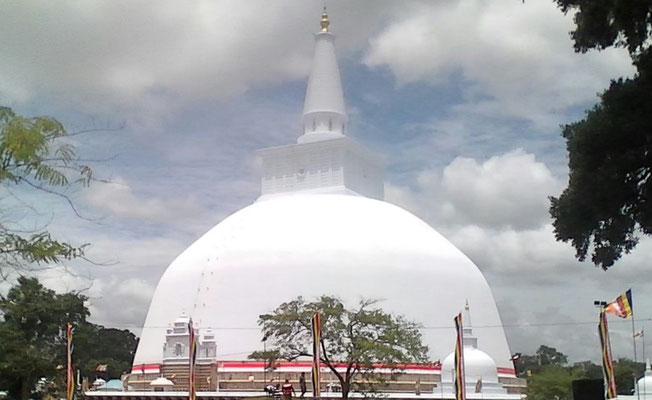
[150,377,174,392]
[439,303,519,399]
[633,359,652,399]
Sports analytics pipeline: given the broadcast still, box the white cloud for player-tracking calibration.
[0,1,397,117]
[440,150,561,229]
[82,234,188,270]
[448,223,575,277]
[83,177,204,223]
[388,149,561,230]
[386,148,578,284]
[0,2,300,110]
[87,277,155,332]
[363,0,634,126]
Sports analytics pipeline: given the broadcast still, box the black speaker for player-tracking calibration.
[572,379,604,400]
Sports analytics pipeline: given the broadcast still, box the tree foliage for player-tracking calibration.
[0,277,88,399]
[613,357,645,395]
[572,360,603,380]
[252,295,428,399]
[0,106,94,278]
[517,345,645,396]
[0,277,137,400]
[550,1,652,269]
[527,364,581,400]
[555,0,652,55]
[248,349,282,372]
[537,344,569,366]
[73,325,138,382]
[514,345,568,376]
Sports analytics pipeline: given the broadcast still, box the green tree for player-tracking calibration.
[527,364,581,400]
[514,345,568,377]
[514,353,539,377]
[0,277,137,399]
[0,106,95,278]
[252,295,429,399]
[0,277,88,400]
[73,325,138,381]
[613,358,645,395]
[550,1,652,269]
[537,344,569,366]
[248,349,281,373]
[554,1,652,55]
[572,360,603,380]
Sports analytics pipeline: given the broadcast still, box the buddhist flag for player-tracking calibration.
[599,311,617,398]
[454,312,466,400]
[311,312,321,398]
[604,289,633,318]
[188,318,197,400]
[66,323,74,400]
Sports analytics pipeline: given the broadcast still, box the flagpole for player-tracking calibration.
[462,317,466,400]
[644,330,647,397]
[454,311,466,400]
[643,328,646,363]
[188,318,196,400]
[312,312,322,399]
[601,311,608,400]
[633,305,640,400]
[66,323,74,400]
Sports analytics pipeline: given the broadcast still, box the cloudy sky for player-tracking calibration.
[1,0,648,363]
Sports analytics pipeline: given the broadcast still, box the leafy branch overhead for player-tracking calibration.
[0,107,93,188]
[0,106,99,277]
[550,1,652,269]
[555,0,652,55]
[252,295,428,399]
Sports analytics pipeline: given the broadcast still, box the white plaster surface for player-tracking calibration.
[133,194,513,370]
[300,31,348,143]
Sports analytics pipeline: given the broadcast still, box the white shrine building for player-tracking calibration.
[619,360,652,400]
[90,9,526,399]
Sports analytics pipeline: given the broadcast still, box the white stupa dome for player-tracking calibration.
[442,348,499,384]
[440,305,510,397]
[131,11,515,380]
[637,360,652,396]
[150,377,174,387]
[133,194,512,369]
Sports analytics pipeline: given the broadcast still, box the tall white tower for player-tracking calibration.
[257,8,384,200]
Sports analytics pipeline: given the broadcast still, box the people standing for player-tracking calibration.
[299,372,307,398]
[274,384,281,400]
[282,379,296,400]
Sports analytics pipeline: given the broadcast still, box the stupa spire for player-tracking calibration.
[463,301,479,349]
[298,8,348,144]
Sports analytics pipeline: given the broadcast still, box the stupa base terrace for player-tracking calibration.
[84,361,525,400]
[85,392,524,400]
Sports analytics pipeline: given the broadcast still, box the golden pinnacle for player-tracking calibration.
[320,7,329,32]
